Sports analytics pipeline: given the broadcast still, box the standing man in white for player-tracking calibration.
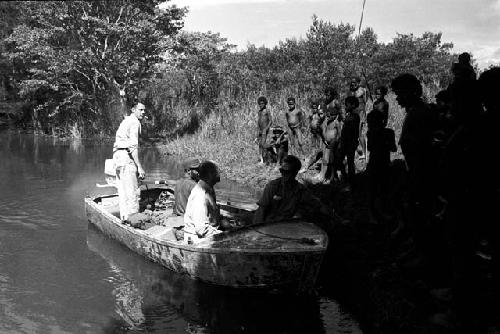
[113,102,146,221]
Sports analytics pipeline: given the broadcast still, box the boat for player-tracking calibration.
[85,186,328,295]
[86,226,327,332]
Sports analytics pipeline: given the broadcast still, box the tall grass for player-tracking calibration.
[159,87,423,189]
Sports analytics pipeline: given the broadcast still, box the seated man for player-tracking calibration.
[183,161,223,241]
[174,158,201,216]
[265,125,289,166]
[253,155,331,224]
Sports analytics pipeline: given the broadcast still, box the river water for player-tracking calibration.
[0,130,362,334]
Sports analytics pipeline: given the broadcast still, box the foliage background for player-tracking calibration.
[0,0,185,137]
[0,1,457,140]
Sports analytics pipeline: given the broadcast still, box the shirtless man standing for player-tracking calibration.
[285,97,304,155]
[323,87,342,120]
[257,96,271,164]
[302,98,326,173]
[349,77,369,160]
[316,104,343,183]
[373,85,390,126]
[338,96,361,184]
[309,98,326,148]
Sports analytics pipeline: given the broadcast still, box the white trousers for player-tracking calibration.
[116,163,139,220]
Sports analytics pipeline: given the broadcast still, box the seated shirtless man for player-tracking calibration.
[285,97,304,155]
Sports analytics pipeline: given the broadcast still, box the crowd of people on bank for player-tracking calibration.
[256,77,374,186]
[111,52,500,331]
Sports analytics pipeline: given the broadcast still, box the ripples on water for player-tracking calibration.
[0,130,362,334]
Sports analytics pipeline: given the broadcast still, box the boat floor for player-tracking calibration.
[98,195,182,242]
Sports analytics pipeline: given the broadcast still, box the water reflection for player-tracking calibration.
[88,226,330,334]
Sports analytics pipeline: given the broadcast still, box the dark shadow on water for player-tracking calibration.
[87,225,327,334]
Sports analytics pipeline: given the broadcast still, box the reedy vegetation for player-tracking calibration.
[151,18,454,184]
[1,2,455,148]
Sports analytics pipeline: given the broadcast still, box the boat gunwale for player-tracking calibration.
[85,196,328,255]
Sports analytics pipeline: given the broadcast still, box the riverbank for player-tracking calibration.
[152,93,418,333]
[157,137,280,191]
[156,133,424,333]
[155,137,498,333]
[156,92,407,189]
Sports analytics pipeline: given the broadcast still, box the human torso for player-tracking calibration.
[258,109,271,132]
[262,178,304,222]
[324,117,342,145]
[368,128,395,167]
[174,178,197,215]
[184,181,220,234]
[310,110,325,134]
[286,109,302,128]
[399,101,434,158]
[113,115,140,147]
[341,112,360,148]
[113,115,141,166]
[350,88,367,119]
[374,99,389,125]
[323,99,342,120]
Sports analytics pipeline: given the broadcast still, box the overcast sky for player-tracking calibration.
[166,0,500,68]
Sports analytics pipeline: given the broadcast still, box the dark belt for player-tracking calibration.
[113,147,130,153]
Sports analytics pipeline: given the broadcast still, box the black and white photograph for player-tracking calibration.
[0,0,499,333]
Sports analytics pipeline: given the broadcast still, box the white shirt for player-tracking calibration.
[113,114,141,167]
[184,181,220,237]
[113,114,141,153]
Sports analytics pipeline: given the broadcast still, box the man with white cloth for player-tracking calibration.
[183,161,223,242]
[113,102,146,221]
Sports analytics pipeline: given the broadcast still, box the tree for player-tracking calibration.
[305,15,357,89]
[0,1,21,101]
[369,32,455,90]
[4,0,186,135]
[143,31,235,136]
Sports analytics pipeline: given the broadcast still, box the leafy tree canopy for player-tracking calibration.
[3,0,186,135]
